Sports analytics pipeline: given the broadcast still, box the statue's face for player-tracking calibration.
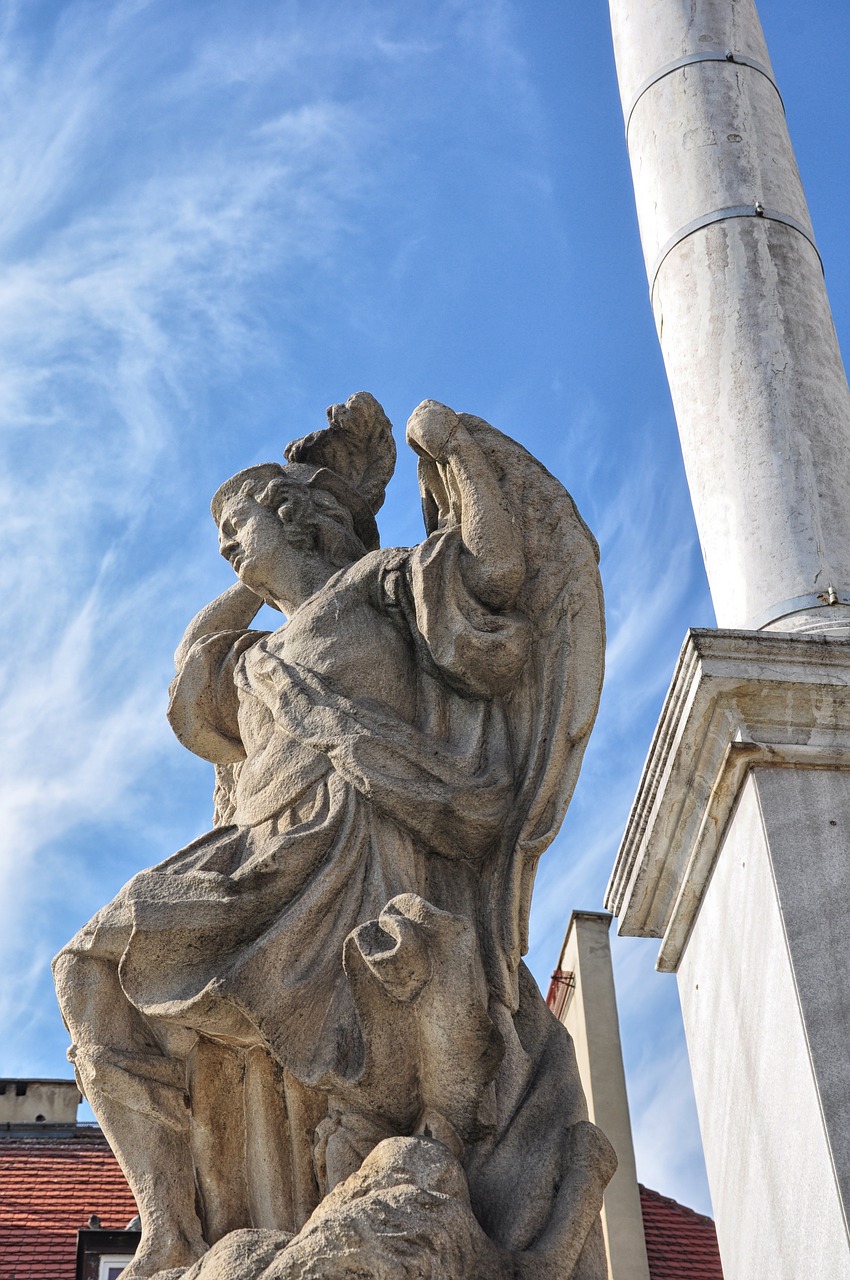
[217,490,290,599]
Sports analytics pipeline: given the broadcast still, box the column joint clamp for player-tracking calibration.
[625,50,784,139]
[649,204,823,305]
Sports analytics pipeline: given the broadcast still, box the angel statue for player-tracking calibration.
[54,394,614,1280]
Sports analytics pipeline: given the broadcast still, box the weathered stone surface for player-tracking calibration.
[54,393,611,1278]
[181,1134,613,1280]
[184,1138,509,1280]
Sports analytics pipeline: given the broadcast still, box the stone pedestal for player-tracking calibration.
[606,629,850,1278]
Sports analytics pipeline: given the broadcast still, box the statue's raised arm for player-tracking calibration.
[406,400,526,611]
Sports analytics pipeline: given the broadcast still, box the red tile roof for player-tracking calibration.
[640,1183,724,1278]
[0,1128,723,1280]
[0,1129,137,1280]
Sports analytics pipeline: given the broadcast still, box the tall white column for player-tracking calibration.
[609,0,850,631]
[606,4,850,1277]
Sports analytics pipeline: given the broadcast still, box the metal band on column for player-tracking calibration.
[649,204,822,304]
[746,590,850,631]
[625,51,783,138]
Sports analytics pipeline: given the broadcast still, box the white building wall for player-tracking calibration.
[678,772,850,1278]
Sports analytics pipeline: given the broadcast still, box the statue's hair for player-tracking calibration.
[212,460,379,553]
[285,392,395,515]
[247,475,368,569]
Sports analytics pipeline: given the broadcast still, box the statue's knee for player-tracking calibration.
[53,948,87,1023]
[53,945,75,995]
[53,948,116,1026]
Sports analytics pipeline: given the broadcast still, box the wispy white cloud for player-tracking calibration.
[625,1015,712,1211]
[0,2,391,1078]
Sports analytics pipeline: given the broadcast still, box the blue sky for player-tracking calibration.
[2,0,849,1217]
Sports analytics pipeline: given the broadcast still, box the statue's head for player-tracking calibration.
[212,461,375,573]
[211,392,395,607]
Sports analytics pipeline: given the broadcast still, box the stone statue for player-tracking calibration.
[54,394,614,1280]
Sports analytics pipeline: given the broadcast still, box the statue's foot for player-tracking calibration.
[121,1228,207,1280]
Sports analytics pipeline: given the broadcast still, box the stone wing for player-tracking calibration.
[416,415,605,1008]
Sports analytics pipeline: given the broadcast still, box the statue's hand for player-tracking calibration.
[173,580,266,673]
[406,400,463,463]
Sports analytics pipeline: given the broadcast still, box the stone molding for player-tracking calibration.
[605,628,850,970]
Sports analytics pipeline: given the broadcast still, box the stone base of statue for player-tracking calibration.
[178,1131,609,1280]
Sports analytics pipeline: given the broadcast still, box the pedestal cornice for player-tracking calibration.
[605,628,850,970]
